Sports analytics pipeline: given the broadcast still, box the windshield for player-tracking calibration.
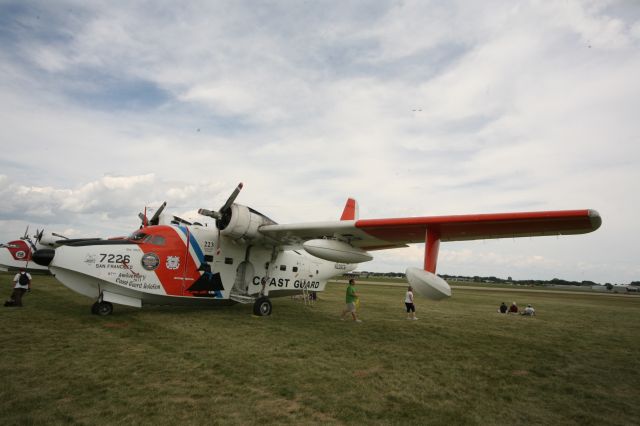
[128,231,165,246]
[128,231,149,242]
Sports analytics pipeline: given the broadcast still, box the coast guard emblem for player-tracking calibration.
[166,256,180,270]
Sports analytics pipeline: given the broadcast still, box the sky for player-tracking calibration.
[0,0,638,284]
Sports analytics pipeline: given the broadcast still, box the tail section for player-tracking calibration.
[340,198,358,221]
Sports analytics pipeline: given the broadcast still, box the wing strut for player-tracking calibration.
[424,229,440,273]
[405,228,450,301]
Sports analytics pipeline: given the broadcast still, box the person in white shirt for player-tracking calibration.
[404,286,418,320]
[4,269,31,307]
[521,304,536,316]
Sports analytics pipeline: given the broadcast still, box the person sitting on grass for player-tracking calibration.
[521,304,536,316]
[498,302,508,314]
[508,302,518,314]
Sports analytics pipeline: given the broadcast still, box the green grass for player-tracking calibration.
[1,272,639,425]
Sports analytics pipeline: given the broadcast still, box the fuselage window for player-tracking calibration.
[292,266,298,272]
[280,265,287,271]
[225,258,233,265]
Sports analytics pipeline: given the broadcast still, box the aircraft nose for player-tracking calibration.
[33,249,55,266]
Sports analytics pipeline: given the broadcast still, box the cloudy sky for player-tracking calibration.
[1,0,638,284]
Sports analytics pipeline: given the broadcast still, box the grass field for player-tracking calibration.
[1,272,639,425]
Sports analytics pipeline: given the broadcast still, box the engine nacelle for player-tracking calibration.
[37,232,64,248]
[218,204,275,241]
[406,267,451,301]
[303,239,373,263]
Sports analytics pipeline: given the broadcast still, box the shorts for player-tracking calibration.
[405,302,415,313]
[345,302,356,312]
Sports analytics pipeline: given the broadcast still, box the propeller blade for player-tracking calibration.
[36,229,44,243]
[220,182,243,213]
[22,225,29,240]
[197,208,221,219]
[149,201,167,226]
[198,183,243,221]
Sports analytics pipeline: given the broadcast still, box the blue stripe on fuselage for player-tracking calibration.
[177,226,204,264]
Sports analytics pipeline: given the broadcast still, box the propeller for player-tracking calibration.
[149,201,167,226]
[21,226,29,240]
[35,229,44,243]
[198,183,244,259]
[198,183,243,227]
[138,201,167,227]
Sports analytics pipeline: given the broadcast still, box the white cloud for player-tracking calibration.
[0,0,638,283]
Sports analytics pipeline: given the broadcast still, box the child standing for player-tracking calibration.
[405,286,418,320]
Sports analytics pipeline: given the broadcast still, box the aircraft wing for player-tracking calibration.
[259,209,601,251]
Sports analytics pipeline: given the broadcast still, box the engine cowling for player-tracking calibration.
[37,232,63,248]
[218,204,275,241]
[303,239,373,263]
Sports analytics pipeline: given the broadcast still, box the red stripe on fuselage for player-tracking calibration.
[134,226,202,297]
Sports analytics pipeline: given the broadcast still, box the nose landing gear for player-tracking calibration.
[91,300,113,316]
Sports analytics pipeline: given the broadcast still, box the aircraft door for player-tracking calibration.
[299,259,315,280]
[232,261,254,296]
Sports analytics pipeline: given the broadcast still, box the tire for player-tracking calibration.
[253,297,272,316]
[91,302,99,315]
[96,301,113,316]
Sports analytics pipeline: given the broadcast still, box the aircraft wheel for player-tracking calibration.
[91,302,99,315]
[253,297,272,316]
[96,301,113,316]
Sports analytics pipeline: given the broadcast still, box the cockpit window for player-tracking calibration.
[129,231,149,242]
[128,232,165,246]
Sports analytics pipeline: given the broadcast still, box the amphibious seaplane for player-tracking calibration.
[32,183,602,316]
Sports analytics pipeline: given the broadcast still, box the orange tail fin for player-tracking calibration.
[340,198,358,221]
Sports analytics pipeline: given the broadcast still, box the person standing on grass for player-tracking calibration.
[340,278,361,322]
[405,286,418,320]
[4,269,31,307]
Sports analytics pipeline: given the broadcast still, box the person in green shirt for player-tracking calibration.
[340,279,362,322]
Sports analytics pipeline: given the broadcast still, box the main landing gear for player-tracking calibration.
[91,301,113,316]
[252,297,272,316]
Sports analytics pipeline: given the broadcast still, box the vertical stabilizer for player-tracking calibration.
[340,198,358,221]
